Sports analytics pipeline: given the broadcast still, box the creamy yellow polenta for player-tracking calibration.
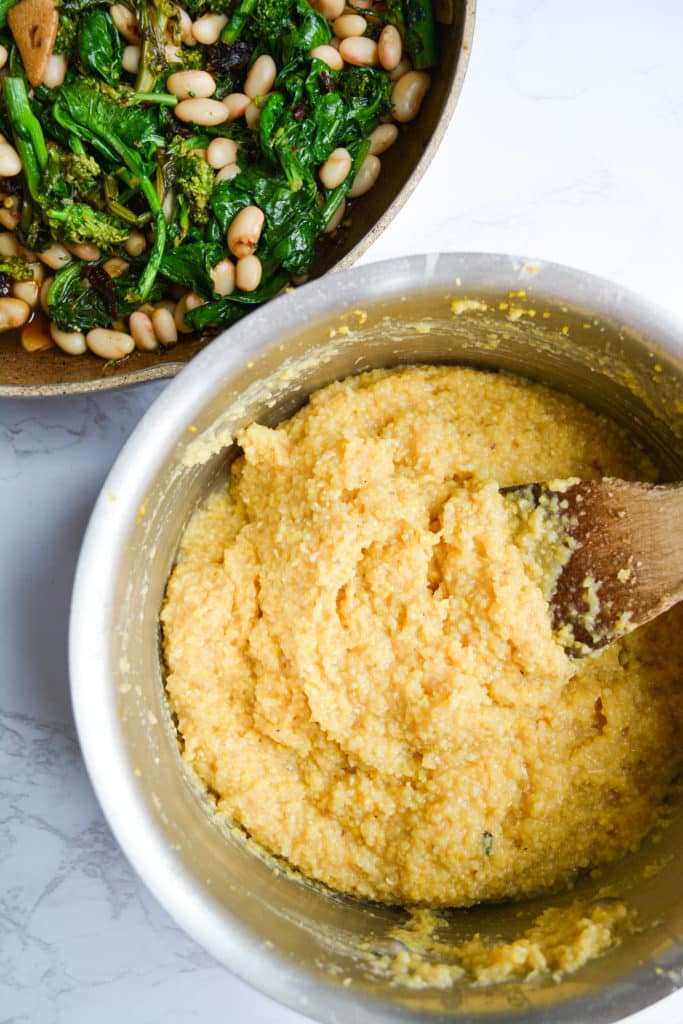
[161,366,683,908]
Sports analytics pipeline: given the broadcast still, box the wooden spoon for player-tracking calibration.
[502,479,683,657]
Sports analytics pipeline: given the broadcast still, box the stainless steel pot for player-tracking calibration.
[70,253,683,1023]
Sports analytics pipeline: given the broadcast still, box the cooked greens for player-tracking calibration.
[0,0,436,356]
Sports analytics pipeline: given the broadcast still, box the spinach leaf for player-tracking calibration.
[47,261,164,331]
[158,242,226,299]
[78,10,123,87]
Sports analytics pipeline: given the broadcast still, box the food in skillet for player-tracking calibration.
[0,0,436,359]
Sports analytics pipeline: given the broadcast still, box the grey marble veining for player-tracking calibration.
[3,0,683,1020]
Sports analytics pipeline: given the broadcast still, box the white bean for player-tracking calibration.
[39,243,72,270]
[43,53,67,89]
[122,45,141,74]
[388,56,412,82]
[177,7,196,45]
[244,100,262,129]
[0,232,19,257]
[209,258,236,296]
[191,13,227,45]
[391,70,430,122]
[311,0,345,19]
[332,13,366,37]
[12,279,39,308]
[21,320,54,352]
[324,197,346,234]
[348,153,380,197]
[0,45,8,70]
[0,142,21,177]
[309,45,343,71]
[378,24,402,71]
[129,310,158,351]
[28,261,44,284]
[103,257,130,278]
[175,98,229,126]
[206,137,238,169]
[124,231,147,257]
[319,147,352,189]
[152,306,178,346]
[222,93,250,120]
[339,36,378,66]
[227,205,264,259]
[67,241,100,261]
[215,162,241,184]
[109,4,141,44]
[167,70,216,99]
[236,254,261,292]
[39,277,53,315]
[50,323,87,355]
[174,291,204,334]
[86,327,135,359]
[244,55,277,99]
[162,190,174,223]
[0,296,29,331]
[0,207,19,230]
[368,123,398,155]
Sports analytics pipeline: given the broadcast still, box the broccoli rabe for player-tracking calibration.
[0,255,34,281]
[46,204,130,248]
[62,152,101,192]
[174,153,215,225]
[54,12,79,57]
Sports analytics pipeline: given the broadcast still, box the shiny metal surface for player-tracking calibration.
[70,253,683,1023]
[0,1,475,397]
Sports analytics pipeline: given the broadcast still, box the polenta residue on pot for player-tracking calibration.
[161,365,683,972]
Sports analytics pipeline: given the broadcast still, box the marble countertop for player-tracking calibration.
[2,1,683,1021]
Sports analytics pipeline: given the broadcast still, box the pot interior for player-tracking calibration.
[104,272,683,1024]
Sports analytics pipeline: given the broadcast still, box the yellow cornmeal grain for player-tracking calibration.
[161,366,683,909]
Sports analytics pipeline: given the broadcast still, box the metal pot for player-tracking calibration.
[70,253,683,1023]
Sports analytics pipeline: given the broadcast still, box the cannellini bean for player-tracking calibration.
[391,70,430,122]
[319,147,352,189]
[215,162,241,184]
[28,261,44,284]
[21,319,54,352]
[109,4,141,43]
[324,198,346,234]
[67,241,100,261]
[174,291,204,334]
[86,327,135,359]
[244,55,277,99]
[39,243,72,270]
[124,231,147,257]
[129,310,158,351]
[191,13,227,45]
[162,190,174,223]
[39,277,53,315]
[388,56,412,81]
[227,205,264,259]
[152,306,178,346]
[311,0,345,19]
[167,69,216,99]
[177,7,196,45]
[12,279,39,308]
[339,36,378,66]
[0,207,19,230]
[122,45,141,74]
[50,323,87,354]
[368,122,398,155]
[0,45,8,70]
[43,53,67,89]
[206,137,238,169]
[175,98,229,126]
[332,13,366,37]
[0,142,21,177]
[0,232,19,257]
[348,153,380,197]
[235,254,262,292]
[309,44,343,70]
[222,92,250,120]
[103,257,130,278]
[0,296,29,331]
[244,100,262,129]
[378,24,402,71]
[210,258,236,296]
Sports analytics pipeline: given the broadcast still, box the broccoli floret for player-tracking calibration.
[174,152,215,225]
[0,255,33,281]
[251,0,292,38]
[54,12,79,57]
[46,204,129,248]
[62,152,101,192]
[181,0,232,16]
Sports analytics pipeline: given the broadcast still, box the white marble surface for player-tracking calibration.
[2,1,683,1021]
